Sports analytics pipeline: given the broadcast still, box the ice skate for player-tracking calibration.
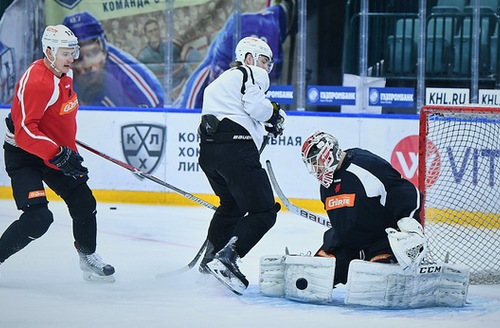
[76,245,115,283]
[207,237,249,295]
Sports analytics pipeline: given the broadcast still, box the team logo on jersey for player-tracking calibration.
[60,94,78,115]
[325,194,356,210]
[54,0,82,9]
[121,123,166,175]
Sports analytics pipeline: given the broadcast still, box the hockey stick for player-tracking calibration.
[259,133,272,155]
[76,140,214,275]
[265,160,331,228]
[155,239,210,277]
[76,139,217,211]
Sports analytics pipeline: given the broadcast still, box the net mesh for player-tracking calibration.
[420,106,500,284]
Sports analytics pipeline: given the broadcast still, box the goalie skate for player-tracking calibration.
[206,237,249,295]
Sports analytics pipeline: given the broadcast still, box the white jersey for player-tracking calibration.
[201,64,273,149]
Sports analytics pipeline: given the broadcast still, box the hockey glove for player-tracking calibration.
[386,217,427,271]
[265,102,287,138]
[49,146,88,178]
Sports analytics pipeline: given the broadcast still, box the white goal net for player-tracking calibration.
[419,105,500,284]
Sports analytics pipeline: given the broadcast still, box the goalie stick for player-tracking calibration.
[265,160,331,228]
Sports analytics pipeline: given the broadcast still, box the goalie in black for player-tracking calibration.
[301,131,425,285]
[259,132,469,307]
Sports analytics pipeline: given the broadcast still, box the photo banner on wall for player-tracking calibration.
[43,0,297,109]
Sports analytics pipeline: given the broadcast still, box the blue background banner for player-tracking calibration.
[267,85,294,105]
[307,85,356,106]
[369,87,415,108]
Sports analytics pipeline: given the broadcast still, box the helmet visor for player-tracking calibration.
[258,54,274,73]
[56,46,80,60]
[304,152,325,179]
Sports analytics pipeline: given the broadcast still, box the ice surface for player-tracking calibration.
[0,199,499,328]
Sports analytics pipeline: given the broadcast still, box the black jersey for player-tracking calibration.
[320,148,422,250]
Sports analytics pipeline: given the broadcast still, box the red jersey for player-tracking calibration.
[10,59,79,170]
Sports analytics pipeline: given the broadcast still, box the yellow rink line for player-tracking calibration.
[3,187,498,229]
[425,208,500,229]
[0,186,326,213]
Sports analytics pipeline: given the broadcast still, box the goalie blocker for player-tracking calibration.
[259,254,469,308]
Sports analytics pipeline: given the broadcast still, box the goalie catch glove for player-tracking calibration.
[49,146,89,178]
[386,217,427,271]
[264,102,287,138]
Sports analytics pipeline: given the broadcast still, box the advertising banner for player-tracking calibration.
[369,87,414,108]
[0,107,420,200]
[268,85,294,105]
[39,0,296,109]
[425,87,470,105]
[307,86,356,106]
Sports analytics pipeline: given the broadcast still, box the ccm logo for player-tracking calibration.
[419,265,442,274]
[60,95,79,115]
[325,194,355,210]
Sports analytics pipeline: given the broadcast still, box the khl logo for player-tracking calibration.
[54,0,83,9]
[121,123,166,175]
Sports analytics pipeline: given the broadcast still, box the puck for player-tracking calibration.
[110,207,117,210]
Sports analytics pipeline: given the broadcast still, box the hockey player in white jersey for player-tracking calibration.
[197,37,286,295]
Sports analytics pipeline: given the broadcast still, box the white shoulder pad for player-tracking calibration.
[248,65,270,91]
[345,260,469,308]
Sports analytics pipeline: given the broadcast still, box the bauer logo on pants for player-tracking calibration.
[121,123,166,175]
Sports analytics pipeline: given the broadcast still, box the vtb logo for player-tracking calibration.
[121,123,166,175]
[390,135,441,187]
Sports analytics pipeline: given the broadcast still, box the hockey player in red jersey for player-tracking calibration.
[0,25,115,282]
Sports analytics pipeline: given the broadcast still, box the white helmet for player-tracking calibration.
[42,25,80,60]
[301,131,343,188]
[235,37,274,73]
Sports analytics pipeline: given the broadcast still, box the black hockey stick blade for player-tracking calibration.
[156,239,209,278]
[76,139,217,211]
[265,160,331,228]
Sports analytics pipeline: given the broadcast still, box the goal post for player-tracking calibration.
[419,105,500,284]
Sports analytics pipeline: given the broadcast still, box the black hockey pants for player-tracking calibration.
[199,133,278,258]
[0,143,98,262]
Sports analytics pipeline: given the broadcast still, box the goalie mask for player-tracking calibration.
[235,37,274,73]
[301,131,342,188]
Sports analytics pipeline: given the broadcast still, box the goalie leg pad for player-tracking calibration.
[259,255,286,297]
[345,260,469,308]
[283,256,336,304]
